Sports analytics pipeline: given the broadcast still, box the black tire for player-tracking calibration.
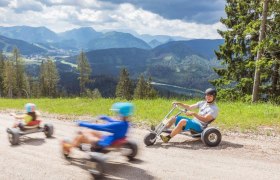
[201,127,222,147]
[44,124,54,138]
[144,132,157,146]
[87,154,105,179]
[7,128,20,145]
[122,141,138,161]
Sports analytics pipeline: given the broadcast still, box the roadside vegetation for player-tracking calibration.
[0,98,279,133]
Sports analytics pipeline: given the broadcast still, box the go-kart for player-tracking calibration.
[6,120,54,145]
[63,120,138,179]
[144,105,222,147]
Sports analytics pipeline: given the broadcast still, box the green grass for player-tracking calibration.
[0,98,279,132]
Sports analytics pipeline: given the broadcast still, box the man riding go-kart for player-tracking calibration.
[144,88,221,147]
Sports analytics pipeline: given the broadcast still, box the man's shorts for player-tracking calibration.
[175,116,203,133]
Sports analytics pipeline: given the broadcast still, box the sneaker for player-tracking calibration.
[160,135,171,143]
[61,140,72,157]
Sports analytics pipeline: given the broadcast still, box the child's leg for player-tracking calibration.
[62,130,101,155]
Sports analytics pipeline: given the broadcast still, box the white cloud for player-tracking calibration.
[0,1,224,39]
[9,0,43,13]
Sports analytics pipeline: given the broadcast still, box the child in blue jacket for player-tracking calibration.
[62,102,134,156]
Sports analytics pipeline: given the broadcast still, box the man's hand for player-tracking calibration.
[186,111,195,116]
[172,102,178,106]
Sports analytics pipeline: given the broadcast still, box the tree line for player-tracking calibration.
[0,48,59,98]
[0,48,158,99]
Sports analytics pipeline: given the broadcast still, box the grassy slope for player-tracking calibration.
[0,98,279,132]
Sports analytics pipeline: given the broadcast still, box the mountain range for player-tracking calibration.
[0,26,190,55]
[63,39,223,93]
[0,25,224,96]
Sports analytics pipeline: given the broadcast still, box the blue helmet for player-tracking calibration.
[25,103,36,113]
[111,102,134,117]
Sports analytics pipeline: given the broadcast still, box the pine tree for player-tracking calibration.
[134,74,147,99]
[146,76,158,99]
[11,48,27,97]
[3,61,16,98]
[212,0,280,101]
[134,75,158,99]
[116,68,133,100]
[211,0,263,100]
[0,51,4,97]
[39,59,60,97]
[77,51,92,96]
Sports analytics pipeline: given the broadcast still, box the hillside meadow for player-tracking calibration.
[0,98,279,133]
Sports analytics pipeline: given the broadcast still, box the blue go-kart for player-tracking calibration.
[144,105,222,147]
[63,120,138,179]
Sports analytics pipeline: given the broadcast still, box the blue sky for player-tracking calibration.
[0,0,226,39]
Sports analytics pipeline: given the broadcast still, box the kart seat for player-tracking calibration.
[111,138,127,147]
[19,120,41,130]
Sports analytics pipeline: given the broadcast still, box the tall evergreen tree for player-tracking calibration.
[77,51,92,96]
[134,75,158,99]
[0,51,4,97]
[212,0,263,100]
[116,68,133,100]
[146,76,158,99]
[39,59,60,97]
[3,61,16,98]
[213,0,280,101]
[11,48,28,97]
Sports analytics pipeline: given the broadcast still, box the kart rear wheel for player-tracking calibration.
[44,124,54,138]
[87,154,105,179]
[7,128,20,145]
[144,132,157,146]
[201,127,221,147]
[122,141,138,161]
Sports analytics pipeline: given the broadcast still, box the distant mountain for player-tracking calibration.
[0,35,47,55]
[180,39,224,59]
[67,48,151,77]
[64,39,221,90]
[59,27,102,49]
[153,39,224,60]
[137,34,188,44]
[0,26,58,43]
[87,31,151,50]
[148,39,162,48]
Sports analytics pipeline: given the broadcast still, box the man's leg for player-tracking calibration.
[160,119,187,143]
[165,116,176,129]
[170,119,187,137]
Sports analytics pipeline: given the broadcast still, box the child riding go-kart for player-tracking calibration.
[62,102,138,178]
[144,88,222,147]
[7,103,54,145]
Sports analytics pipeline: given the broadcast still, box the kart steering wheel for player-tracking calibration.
[174,104,187,113]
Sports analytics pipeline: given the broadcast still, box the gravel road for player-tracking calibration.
[0,113,280,180]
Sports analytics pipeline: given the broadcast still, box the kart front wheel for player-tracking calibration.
[122,141,138,161]
[7,128,20,145]
[44,124,54,138]
[144,132,157,146]
[201,127,221,147]
[87,154,105,179]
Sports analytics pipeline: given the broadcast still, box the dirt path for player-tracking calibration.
[0,113,280,180]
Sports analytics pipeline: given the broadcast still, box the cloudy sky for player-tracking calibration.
[0,0,226,39]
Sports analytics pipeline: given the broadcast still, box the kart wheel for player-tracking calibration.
[201,127,221,147]
[122,141,138,161]
[144,132,157,146]
[87,154,105,179]
[44,124,54,138]
[7,128,20,145]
